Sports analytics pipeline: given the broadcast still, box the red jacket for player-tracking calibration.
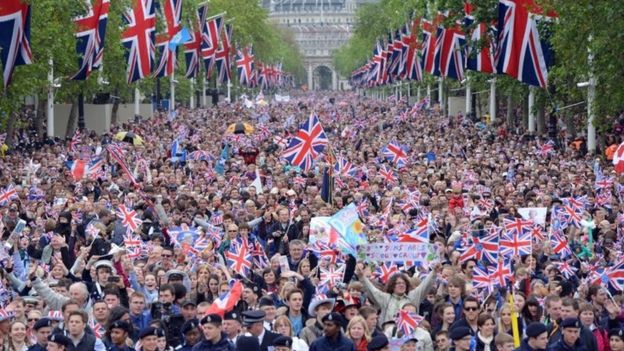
[449,196,464,211]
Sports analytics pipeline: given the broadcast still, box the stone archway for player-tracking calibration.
[307,63,338,91]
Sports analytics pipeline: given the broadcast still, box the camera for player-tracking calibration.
[151,302,184,347]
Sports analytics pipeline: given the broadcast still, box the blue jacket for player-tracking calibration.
[515,339,545,351]
[309,332,356,351]
[191,334,235,351]
[547,338,587,351]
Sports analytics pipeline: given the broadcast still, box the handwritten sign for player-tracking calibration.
[360,242,436,266]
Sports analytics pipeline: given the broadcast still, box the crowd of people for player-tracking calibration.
[0,92,623,351]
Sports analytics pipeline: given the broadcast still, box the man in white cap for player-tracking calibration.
[300,296,335,346]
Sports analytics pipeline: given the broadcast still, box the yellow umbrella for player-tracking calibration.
[226,122,254,135]
[114,131,144,146]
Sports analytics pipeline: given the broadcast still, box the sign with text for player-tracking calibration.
[360,242,435,265]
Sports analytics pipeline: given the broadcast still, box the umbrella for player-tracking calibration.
[226,122,254,135]
[114,131,144,146]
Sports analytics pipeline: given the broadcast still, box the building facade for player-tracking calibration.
[263,0,373,90]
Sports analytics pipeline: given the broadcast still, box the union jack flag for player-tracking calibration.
[551,231,572,258]
[0,0,32,89]
[121,0,156,83]
[595,176,615,192]
[250,241,269,269]
[489,259,512,287]
[560,204,583,228]
[530,224,545,242]
[495,0,557,88]
[85,222,101,238]
[536,140,555,158]
[89,321,105,339]
[503,218,533,237]
[334,157,357,178]
[461,231,500,263]
[378,164,397,184]
[320,265,345,288]
[236,46,254,87]
[200,14,223,78]
[398,218,429,243]
[0,185,19,207]
[215,23,232,84]
[421,16,441,75]
[382,142,409,168]
[69,130,82,153]
[225,243,252,276]
[70,0,111,80]
[116,205,142,234]
[153,0,183,78]
[182,3,205,78]
[500,231,532,257]
[435,21,466,80]
[400,17,423,81]
[472,264,493,291]
[591,261,624,291]
[374,263,399,284]
[396,309,423,336]
[464,2,495,73]
[281,114,328,172]
[554,260,577,279]
[106,144,138,185]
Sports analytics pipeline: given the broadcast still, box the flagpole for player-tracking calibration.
[47,58,55,138]
[528,87,536,133]
[202,77,207,107]
[170,72,175,114]
[489,78,497,123]
[134,86,140,117]
[465,76,471,116]
[426,83,431,107]
[227,79,232,103]
[190,78,195,109]
[587,35,596,153]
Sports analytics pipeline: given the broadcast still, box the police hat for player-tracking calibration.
[241,310,266,326]
[33,318,53,331]
[224,311,241,322]
[166,269,187,281]
[200,314,223,326]
[321,312,343,325]
[272,336,293,348]
[236,336,261,351]
[48,333,72,347]
[561,318,581,329]
[609,328,624,340]
[258,296,274,308]
[449,326,472,340]
[526,322,548,338]
[109,320,131,333]
[181,319,199,334]
[367,335,389,351]
[138,327,165,339]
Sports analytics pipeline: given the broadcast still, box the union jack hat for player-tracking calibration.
[47,310,64,321]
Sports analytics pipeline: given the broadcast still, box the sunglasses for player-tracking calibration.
[161,254,172,258]
[464,306,479,311]
[28,318,40,322]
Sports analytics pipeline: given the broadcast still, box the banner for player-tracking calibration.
[309,217,335,246]
[359,242,438,267]
[328,203,366,256]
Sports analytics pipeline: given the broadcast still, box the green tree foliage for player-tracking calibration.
[0,0,304,130]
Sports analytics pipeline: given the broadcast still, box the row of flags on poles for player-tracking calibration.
[0,0,292,90]
[350,0,558,89]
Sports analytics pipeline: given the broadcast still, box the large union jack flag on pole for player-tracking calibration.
[400,17,423,81]
[70,0,111,80]
[0,0,32,89]
[215,23,232,84]
[495,0,557,88]
[281,114,329,172]
[121,0,156,83]
[421,16,441,75]
[236,46,254,87]
[464,2,496,74]
[436,21,466,80]
[201,14,223,79]
[182,4,206,79]
[153,0,183,78]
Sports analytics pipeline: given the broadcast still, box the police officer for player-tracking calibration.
[46,333,73,351]
[367,334,390,351]
[548,318,587,351]
[137,327,166,351]
[518,322,549,351]
[27,318,53,351]
[107,320,133,351]
[175,319,201,351]
[272,336,293,351]
[448,327,472,351]
[191,314,235,351]
[309,312,356,351]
